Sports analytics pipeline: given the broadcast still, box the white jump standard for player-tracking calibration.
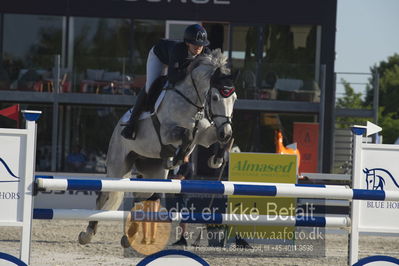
[36,177,399,201]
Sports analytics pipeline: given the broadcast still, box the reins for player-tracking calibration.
[170,71,206,121]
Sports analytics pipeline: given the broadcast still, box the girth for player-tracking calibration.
[150,114,177,158]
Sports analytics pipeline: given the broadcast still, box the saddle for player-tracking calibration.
[144,75,168,113]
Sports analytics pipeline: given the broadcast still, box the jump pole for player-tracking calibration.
[36,178,399,201]
[32,208,350,228]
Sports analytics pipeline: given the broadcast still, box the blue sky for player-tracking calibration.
[335,0,399,96]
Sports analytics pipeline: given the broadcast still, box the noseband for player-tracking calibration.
[205,89,233,131]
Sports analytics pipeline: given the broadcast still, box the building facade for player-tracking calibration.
[0,0,337,173]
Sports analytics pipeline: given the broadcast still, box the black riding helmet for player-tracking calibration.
[183,24,210,46]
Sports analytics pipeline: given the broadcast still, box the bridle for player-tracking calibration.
[205,87,234,131]
[170,67,235,132]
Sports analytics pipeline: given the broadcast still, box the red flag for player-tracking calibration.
[0,104,20,123]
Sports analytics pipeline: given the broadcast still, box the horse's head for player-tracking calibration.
[187,49,230,94]
[207,67,237,143]
[184,49,236,143]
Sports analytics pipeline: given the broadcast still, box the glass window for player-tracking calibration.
[29,104,53,172]
[231,24,319,102]
[203,22,230,52]
[131,19,165,86]
[59,105,128,173]
[231,25,259,99]
[1,14,63,92]
[72,17,133,94]
[166,20,199,40]
[259,25,319,102]
[232,110,318,153]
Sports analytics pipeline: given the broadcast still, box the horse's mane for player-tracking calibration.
[191,48,230,75]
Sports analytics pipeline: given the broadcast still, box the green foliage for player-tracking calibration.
[378,108,399,144]
[364,54,399,143]
[379,64,399,115]
[335,79,369,128]
[336,79,365,109]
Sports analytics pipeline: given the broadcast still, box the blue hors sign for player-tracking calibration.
[359,145,399,233]
[0,135,26,222]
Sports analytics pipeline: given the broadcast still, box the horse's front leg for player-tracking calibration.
[173,127,193,166]
[208,142,226,169]
[194,123,225,168]
[162,125,192,169]
[195,122,217,148]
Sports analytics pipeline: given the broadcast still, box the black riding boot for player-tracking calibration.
[121,89,147,140]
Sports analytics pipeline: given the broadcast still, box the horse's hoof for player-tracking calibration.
[120,235,131,248]
[208,155,223,169]
[78,231,93,245]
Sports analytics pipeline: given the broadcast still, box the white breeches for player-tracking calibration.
[145,47,168,93]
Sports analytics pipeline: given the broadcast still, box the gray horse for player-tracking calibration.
[78,49,237,245]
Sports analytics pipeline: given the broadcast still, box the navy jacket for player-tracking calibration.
[153,39,210,84]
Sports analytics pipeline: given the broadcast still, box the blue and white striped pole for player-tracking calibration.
[36,177,399,201]
[32,208,350,228]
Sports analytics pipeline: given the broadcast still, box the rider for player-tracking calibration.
[121,24,211,140]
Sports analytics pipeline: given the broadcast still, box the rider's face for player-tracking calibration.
[187,43,204,55]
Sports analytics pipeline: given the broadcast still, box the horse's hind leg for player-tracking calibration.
[137,159,168,244]
[78,192,110,245]
[79,152,133,245]
[79,191,125,245]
